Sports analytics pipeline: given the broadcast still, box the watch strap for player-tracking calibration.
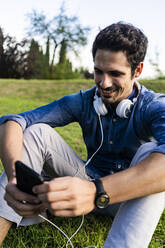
[93,178,105,194]
[93,178,110,208]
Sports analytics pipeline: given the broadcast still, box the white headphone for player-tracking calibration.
[93,81,141,118]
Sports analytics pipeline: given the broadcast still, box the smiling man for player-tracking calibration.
[94,49,142,104]
[0,22,165,248]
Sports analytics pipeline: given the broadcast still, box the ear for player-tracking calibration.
[134,62,144,78]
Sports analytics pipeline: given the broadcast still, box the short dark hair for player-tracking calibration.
[92,22,148,75]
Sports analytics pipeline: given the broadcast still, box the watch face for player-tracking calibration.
[95,194,109,208]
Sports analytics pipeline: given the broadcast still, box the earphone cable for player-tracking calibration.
[39,214,74,248]
[65,215,84,248]
[0,114,104,248]
[74,113,104,177]
[39,214,96,248]
[85,114,104,166]
[38,113,104,247]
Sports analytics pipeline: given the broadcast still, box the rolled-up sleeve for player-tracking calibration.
[0,114,27,131]
[144,95,165,154]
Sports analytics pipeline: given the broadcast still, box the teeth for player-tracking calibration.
[103,90,114,93]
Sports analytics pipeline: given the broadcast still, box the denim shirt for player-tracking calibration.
[1,84,165,177]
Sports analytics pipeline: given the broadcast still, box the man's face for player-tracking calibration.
[94,49,137,106]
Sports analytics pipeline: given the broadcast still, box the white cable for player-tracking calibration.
[1,113,103,247]
[39,214,74,248]
[74,114,104,177]
[1,114,103,247]
[38,114,104,247]
[39,214,96,248]
[85,114,104,166]
[66,215,84,248]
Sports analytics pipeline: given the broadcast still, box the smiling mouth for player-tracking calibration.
[101,89,117,97]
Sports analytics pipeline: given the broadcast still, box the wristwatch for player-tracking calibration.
[93,178,110,209]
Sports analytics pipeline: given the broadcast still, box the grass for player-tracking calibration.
[1,215,112,248]
[0,78,165,248]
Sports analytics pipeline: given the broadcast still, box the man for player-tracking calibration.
[0,22,165,248]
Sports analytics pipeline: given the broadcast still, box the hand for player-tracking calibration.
[33,176,96,217]
[4,177,45,218]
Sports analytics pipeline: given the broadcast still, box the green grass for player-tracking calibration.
[0,78,165,248]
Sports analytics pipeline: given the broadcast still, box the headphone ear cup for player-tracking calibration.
[93,96,108,116]
[116,99,133,118]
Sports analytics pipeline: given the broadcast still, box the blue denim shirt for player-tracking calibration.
[1,83,165,177]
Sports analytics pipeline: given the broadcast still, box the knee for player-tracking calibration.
[24,123,51,132]
[24,124,53,138]
[23,124,55,148]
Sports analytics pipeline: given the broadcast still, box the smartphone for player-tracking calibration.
[15,160,44,196]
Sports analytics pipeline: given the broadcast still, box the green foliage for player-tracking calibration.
[140,79,165,93]
[0,79,164,247]
[0,2,91,80]
[26,39,43,78]
[0,27,27,78]
[27,4,90,78]
[25,39,50,79]
[52,59,82,79]
[158,75,165,80]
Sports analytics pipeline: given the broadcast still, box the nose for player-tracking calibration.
[100,74,112,89]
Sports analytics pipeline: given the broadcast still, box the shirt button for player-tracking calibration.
[110,140,113,144]
[118,164,122,169]
[113,118,117,122]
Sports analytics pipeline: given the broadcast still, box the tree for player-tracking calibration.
[0,27,5,77]
[45,37,50,68]
[25,38,50,79]
[27,4,90,75]
[0,27,27,78]
[58,39,67,64]
[25,39,41,78]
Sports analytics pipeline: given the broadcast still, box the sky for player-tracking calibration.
[0,0,165,79]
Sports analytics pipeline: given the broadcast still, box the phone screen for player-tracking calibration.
[15,161,44,195]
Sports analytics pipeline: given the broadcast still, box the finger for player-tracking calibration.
[6,200,45,217]
[4,192,45,217]
[33,177,71,194]
[4,191,43,211]
[41,199,75,211]
[37,190,71,203]
[14,207,43,218]
[6,182,40,204]
[10,176,17,184]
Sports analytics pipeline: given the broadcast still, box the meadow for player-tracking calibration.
[0,78,164,248]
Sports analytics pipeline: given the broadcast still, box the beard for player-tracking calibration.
[98,85,123,105]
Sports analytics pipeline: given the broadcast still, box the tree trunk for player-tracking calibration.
[58,39,67,64]
[50,43,57,78]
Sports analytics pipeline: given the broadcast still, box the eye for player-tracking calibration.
[94,68,103,74]
[110,71,122,77]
